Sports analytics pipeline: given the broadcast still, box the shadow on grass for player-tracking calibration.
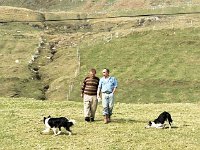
[78,118,147,124]
[164,126,179,129]
[144,126,179,130]
[111,118,147,123]
[40,131,77,136]
[58,132,77,136]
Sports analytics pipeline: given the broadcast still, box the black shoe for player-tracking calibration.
[85,117,90,122]
[90,118,95,122]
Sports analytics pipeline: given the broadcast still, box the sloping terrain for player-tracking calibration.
[70,27,200,103]
[0,7,80,100]
[1,0,200,14]
[0,1,200,102]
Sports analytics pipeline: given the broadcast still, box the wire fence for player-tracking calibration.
[67,47,80,100]
[1,4,200,24]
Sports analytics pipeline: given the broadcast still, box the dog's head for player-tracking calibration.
[145,121,152,128]
[68,119,76,126]
[43,115,51,124]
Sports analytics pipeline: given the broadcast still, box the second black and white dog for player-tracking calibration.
[42,116,75,135]
[145,111,173,129]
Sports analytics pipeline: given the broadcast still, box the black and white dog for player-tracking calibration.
[145,111,173,129]
[42,116,75,135]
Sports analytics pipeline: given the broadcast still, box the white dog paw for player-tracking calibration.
[57,131,61,135]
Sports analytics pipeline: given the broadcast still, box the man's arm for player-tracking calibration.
[97,78,102,98]
[97,88,101,98]
[81,78,86,97]
[112,77,118,94]
[112,87,117,94]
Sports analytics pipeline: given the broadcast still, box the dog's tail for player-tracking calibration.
[167,113,173,125]
[69,119,76,125]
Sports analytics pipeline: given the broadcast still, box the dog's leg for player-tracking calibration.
[57,131,61,135]
[57,127,62,135]
[145,125,150,129]
[155,123,164,129]
[42,127,50,133]
[163,124,166,129]
[169,122,172,129]
[68,131,72,136]
[52,128,57,135]
[65,127,72,136]
[156,126,164,129]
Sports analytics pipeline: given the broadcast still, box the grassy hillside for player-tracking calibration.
[0,2,200,103]
[0,97,200,150]
[70,27,200,103]
[0,6,44,22]
[1,0,200,15]
[0,22,44,98]
[0,19,79,100]
[0,1,199,150]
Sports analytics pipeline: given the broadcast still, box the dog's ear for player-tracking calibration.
[145,121,152,128]
[48,115,51,118]
[148,121,152,126]
[43,117,46,123]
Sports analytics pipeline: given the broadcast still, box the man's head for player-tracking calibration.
[102,68,109,78]
[89,68,96,77]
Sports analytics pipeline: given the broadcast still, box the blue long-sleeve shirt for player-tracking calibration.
[98,76,118,93]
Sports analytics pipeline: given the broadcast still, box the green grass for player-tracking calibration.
[0,3,200,149]
[0,22,44,99]
[0,97,200,150]
[0,2,199,150]
[1,3,200,103]
[0,21,79,100]
[70,27,200,103]
[1,0,200,17]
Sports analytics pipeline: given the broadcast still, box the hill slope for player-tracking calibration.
[70,27,200,103]
[0,3,200,103]
[0,97,200,149]
[1,0,200,15]
[0,7,80,100]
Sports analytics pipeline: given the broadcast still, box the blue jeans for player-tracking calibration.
[102,93,114,116]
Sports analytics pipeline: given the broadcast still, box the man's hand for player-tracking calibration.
[97,96,102,102]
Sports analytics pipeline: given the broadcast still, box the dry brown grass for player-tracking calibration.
[0,6,44,22]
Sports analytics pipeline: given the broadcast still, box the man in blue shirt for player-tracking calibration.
[97,68,118,124]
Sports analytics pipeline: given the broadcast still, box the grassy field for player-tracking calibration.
[0,1,200,150]
[0,97,199,150]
